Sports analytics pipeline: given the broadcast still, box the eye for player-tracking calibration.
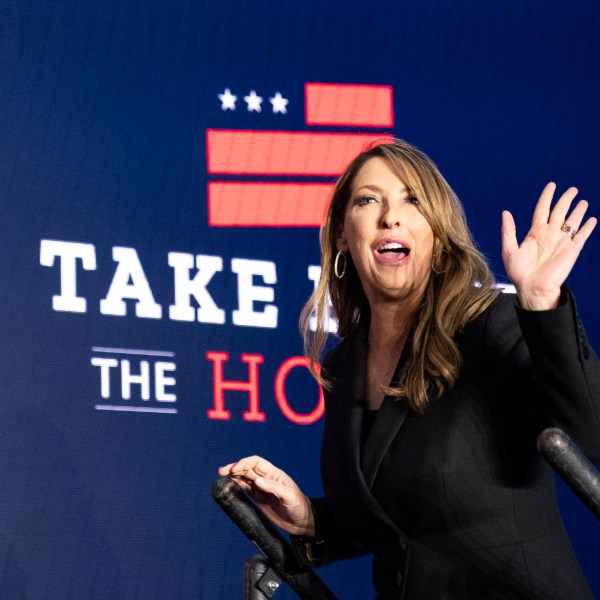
[353,195,379,206]
[407,196,420,205]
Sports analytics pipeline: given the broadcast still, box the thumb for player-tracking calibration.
[501,210,518,257]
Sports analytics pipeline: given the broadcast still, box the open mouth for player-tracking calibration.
[376,242,410,257]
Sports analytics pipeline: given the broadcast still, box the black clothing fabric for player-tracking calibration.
[297,289,600,599]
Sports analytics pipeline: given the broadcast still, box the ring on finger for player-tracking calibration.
[561,223,578,240]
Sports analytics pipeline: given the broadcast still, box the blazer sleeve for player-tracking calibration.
[485,286,600,463]
[290,497,368,567]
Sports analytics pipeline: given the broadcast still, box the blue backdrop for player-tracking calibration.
[0,1,598,598]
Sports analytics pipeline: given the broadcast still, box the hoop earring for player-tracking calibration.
[334,251,347,279]
[431,252,448,275]
[431,261,443,275]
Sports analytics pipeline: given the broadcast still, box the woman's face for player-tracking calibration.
[337,157,434,307]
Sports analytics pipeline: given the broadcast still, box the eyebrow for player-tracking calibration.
[353,184,409,194]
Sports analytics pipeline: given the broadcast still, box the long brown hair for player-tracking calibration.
[299,139,498,412]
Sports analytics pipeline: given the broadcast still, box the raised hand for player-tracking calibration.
[218,456,316,536]
[501,182,597,310]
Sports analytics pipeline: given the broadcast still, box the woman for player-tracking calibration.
[219,139,600,599]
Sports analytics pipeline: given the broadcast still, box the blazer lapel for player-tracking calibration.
[326,319,413,540]
[361,335,413,489]
[361,397,409,488]
[334,322,368,481]
[333,321,411,491]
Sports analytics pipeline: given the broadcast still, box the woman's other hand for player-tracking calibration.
[502,182,597,310]
[218,456,317,536]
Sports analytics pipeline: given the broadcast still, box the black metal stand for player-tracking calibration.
[537,427,600,520]
[244,556,283,599]
[212,477,338,600]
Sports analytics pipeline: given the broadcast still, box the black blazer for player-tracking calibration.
[304,289,600,599]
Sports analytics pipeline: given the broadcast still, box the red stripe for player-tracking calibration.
[208,182,332,227]
[305,83,394,127]
[206,130,390,175]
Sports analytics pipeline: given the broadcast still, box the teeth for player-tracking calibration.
[377,242,409,257]
[379,243,406,251]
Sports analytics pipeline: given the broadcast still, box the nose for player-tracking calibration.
[380,203,401,229]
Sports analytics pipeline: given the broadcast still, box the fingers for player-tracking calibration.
[520,184,592,241]
[218,455,290,485]
[219,455,303,498]
[218,463,236,476]
[572,216,598,248]
[250,474,300,505]
[531,183,582,229]
[218,456,280,498]
[548,186,579,225]
[531,182,556,227]
[561,199,589,233]
[557,198,596,250]
[220,455,273,474]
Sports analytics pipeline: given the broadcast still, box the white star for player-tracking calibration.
[218,88,237,111]
[269,92,289,114]
[244,90,263,112]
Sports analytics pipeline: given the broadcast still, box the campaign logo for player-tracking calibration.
[207,83,394,227]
